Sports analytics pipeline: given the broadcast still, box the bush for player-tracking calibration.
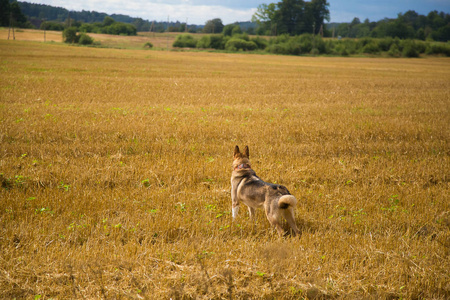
[196,35,226,49]
[209,35,226,49]
[388,44,401,57]
[251,36,268,50]
[78,33,94,45]
[232,26,243,36]
[63,28,95,45]
[310,48,320,55]
[402,47,419,57]
[426,43,450,56]
[144,42,153,49]
[225,38,257,51]
[173,34,197,48]
[232,33,249,41]
[297,34,313,53]
[41,21,64,31]
[270,34,290,45]
[266,43,291,55]
[196,36,211,48]
[63,27,79,43]
[362,41,381,54]
[79,23,94,33]
[402,43,419,58]
[223,24,242,36]
[377,37,395,51]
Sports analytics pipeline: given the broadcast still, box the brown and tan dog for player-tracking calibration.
[231,145,300,236]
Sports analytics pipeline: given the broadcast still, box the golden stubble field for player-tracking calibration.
[0,40,449,299]
[0,27,181,49]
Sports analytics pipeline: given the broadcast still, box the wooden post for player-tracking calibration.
[8,12,15,40]
[43,18,46,42]
[167,15,169,51]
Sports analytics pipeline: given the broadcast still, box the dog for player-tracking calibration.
[231,145,300,236]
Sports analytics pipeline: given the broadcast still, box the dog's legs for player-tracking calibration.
[232,204,240,219]
[246,207,257,233]
[269,218,285,236]
[282,208,300,237]
[247,207,256,219]
[263,206,284,236]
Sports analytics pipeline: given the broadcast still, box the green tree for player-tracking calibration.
[63,27,78,43]
[277,0,306,35]
[7,1,29,28]
[203,18,224,33]
[78,33,94,45]
[305,0,330,34]
[103,16,115,26]
[252,0,330,36]
[0,0,9,27]
[223,24,242,36]
[252,3,279,35]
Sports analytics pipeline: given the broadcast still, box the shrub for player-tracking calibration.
[196,35,226,49]
[388,44,401,57]
[377,37,395,51]
[79,23,94,33]
[270,34,290,45]
[310,48,320,55]
[312,35,327,54]
[340,39,358,55]
[362,41,381,54]
[251,37,268,50]
[402,46,419,57]
[78,33,94,45]
[196,36,211,48]
[402,43,419,58]
[266,43,290,55]
[414,41,427,54]
[41,21,64,31]
[63,27,79,43]
[297,34,313,53]
[232,33,249,41]
[144,42,153,49]
[232,26,243,36]
[209,35,226,49]
[426,43,450,56]
[225,38,257,51]
[173,34,197,48]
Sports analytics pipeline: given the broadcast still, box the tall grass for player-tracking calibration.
[1,40,449,299]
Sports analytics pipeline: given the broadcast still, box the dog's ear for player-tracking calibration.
[244,146,249,158]
[234,145,240,158]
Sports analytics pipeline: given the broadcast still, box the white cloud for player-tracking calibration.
[23,0,450,25]
[31,0,257,24]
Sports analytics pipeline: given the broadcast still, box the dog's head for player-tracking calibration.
[233,145,251,171]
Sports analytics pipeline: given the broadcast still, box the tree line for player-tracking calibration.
[173,29,450,57]
[252,1,449,42]
[251,0,330,36]
[8,1,203,33]
[0,0,30,28]
[330,10,450,42]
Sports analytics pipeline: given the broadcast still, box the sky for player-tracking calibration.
[29,0,450,25]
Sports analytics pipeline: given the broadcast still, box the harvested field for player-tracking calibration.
[0,39,449,299]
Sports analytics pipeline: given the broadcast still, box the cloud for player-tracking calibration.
[33,0,257,24]
[22,0,450,25]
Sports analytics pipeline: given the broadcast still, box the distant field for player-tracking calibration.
[0,27,181,49]
[0,40,449,299]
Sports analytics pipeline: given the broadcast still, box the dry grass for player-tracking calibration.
[0,39,449,299]
[0,27,63,43]
[0,27,183,49]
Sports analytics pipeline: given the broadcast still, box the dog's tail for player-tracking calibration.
[278,195,297,209]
